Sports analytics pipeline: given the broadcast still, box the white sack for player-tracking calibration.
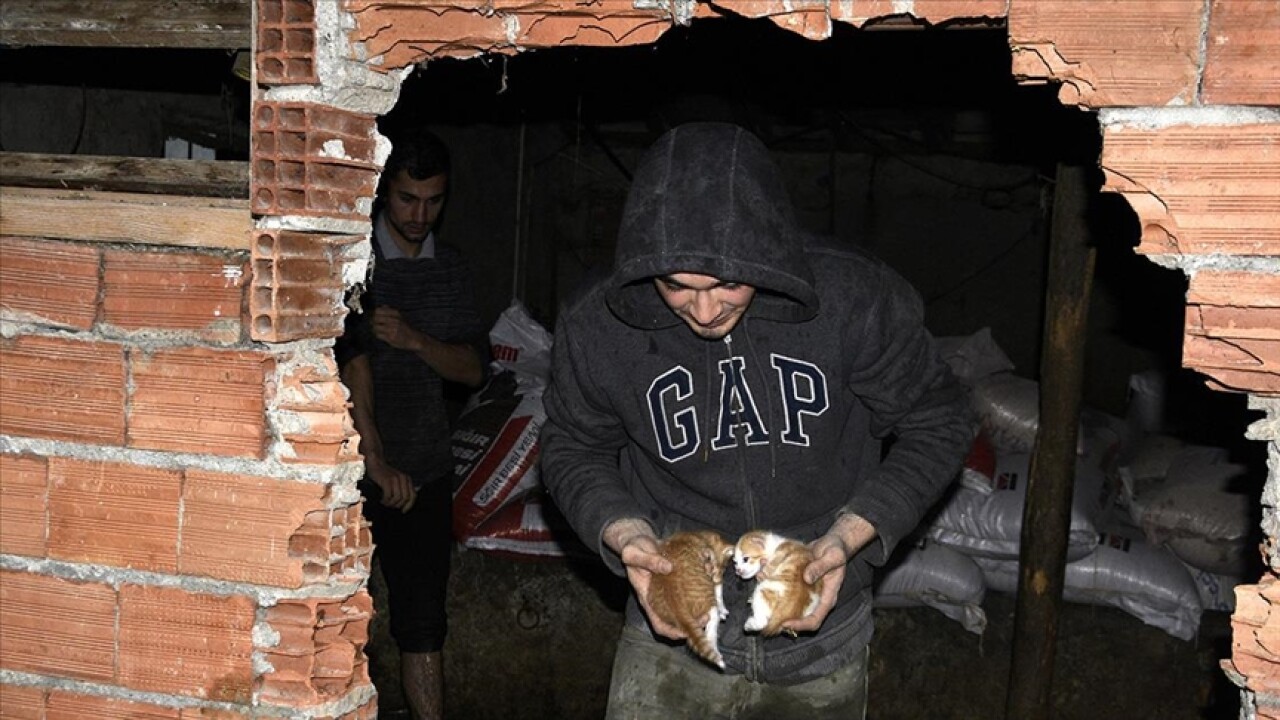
[488,300,553,393]
[975,524,1203,641]
[1125,455,1254,575]
[936,327,1015,384]
[873,538,988,634]
[971,372,1040,453]
[927,451,1107,562]
[1181,562,1243,613]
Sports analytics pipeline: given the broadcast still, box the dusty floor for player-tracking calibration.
[365,548,1238,719]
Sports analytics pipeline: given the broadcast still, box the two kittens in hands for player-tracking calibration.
[646,529,823,670]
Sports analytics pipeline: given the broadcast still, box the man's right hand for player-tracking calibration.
[603,519,683,640]
[365,455,417,512]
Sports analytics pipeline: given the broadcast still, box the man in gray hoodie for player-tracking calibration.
[541,122,975,718]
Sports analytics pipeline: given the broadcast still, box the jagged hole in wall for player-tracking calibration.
[380,13,1256,459]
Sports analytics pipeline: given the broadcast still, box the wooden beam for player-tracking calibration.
[0,186,252,250]
[1004,163,1096,720]
[0,0,251,49]
[0,153,249,198]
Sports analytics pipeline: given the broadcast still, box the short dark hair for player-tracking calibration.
[382,129,451,185]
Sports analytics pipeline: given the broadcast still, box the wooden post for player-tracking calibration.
[1005,163,1096,720]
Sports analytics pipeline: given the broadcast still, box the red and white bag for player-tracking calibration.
[451,301,554,546]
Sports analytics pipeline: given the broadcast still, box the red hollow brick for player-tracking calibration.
[1200,367,1280,395]
[1204,0,1280,106]
[1101,124,1280,257]
[1009,0,1202,108]
[766,9,831,41]
[117,585,256,702]
[128,347,272,458]
[251,101,379,222]
[47,457,181,573]
[258,592,373,707]
[250,229,361,342]
[0,570,116,683]
[914,0,1007,23]
[101,248,248,343]
[256,0,319,86]
[1190,271,1280,309]
[1191,305,1280,342]
[0,453,48,558]
[47,690,181,719]
[0,683,44,719]
[179,469,328,587]
[0,236,100,330]
[0,335,127,446]
[351,7,511,62]
[515,13,671,48]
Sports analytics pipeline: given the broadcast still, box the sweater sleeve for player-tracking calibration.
[540,312,648,576]
[842,264,977,564]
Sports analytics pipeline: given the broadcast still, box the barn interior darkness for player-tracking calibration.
[0,11,1262,719]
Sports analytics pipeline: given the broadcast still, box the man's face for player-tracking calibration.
[384,170,447,246]
[654,273,757,340]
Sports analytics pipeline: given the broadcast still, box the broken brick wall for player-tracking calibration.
[1006,1,1280,714]
[0,0,386,716]
[1,0,1276,718]
[339,0,1280,715]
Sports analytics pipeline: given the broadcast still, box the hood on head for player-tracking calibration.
[606,122,819,329]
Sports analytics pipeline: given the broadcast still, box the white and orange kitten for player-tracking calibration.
[733,530,822,637]
[646,529,734,669]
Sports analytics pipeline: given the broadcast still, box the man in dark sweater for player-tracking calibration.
[339,129,488,720]
[541,122,975,718]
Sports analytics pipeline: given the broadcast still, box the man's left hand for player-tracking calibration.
[781,513,876,635]
[780,534,848,634]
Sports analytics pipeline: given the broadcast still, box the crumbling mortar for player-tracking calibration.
[254,605,282,677]
[1141,254,1280,277]
[93,321,246,347]
[256,214,373,237]
[837,1,853,23]
[1252,407,1280,571]
[1248,403,1280,443]
[0,555,368,606]
[101,242,250,260]
[0,319,253,353]
[261,1,404,116]
[504,13,521,44]
[1100,106,1280,130]
[0,436,362,486]
[634,0,695,25]
[265,349,362,484]
[1242,687,1259,720]
[1251,690,1280,718]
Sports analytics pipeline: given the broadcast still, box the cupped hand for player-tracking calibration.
[782,514,876,634]
[621,535,685,640]
[780,533,850,634]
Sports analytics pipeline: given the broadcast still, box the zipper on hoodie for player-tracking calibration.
[722,333,759,529]
[725,331,764,681]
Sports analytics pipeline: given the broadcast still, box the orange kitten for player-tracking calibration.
[646,529,734,669]
[732,530,822,637]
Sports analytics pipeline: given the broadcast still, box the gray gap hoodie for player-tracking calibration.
[541,122,975,684]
